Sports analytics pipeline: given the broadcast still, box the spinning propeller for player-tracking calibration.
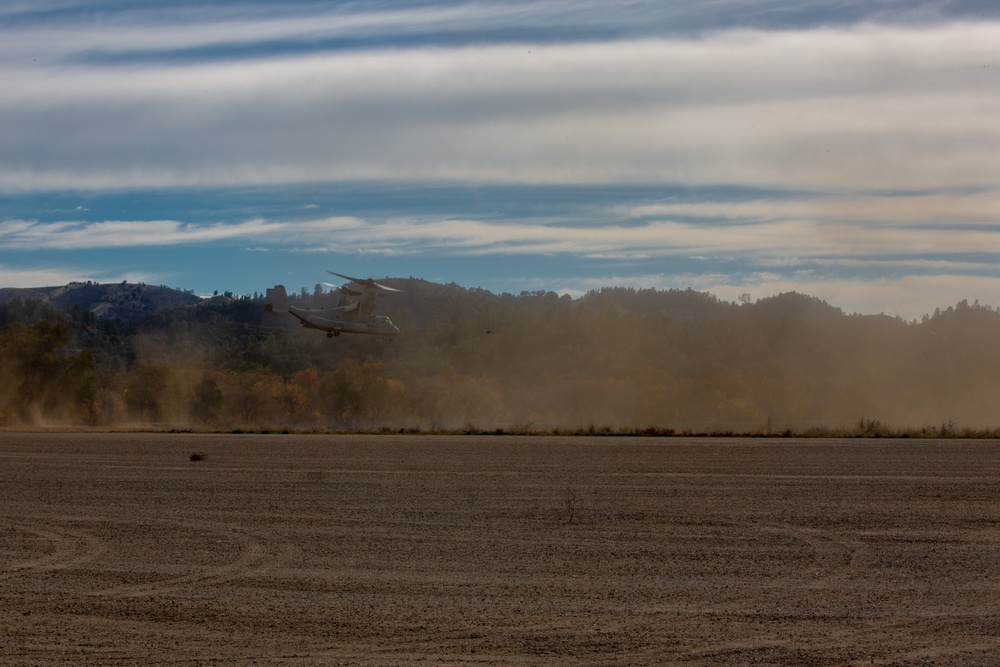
[326,271,404,293]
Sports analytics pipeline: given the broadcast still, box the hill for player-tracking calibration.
[0,281,200,323]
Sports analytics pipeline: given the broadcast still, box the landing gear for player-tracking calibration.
[327,330,341,338]
[327,332,333,338]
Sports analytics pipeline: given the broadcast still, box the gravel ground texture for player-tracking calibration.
[2,432,1000,666]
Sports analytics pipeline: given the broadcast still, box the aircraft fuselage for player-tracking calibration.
[288,306,399,337]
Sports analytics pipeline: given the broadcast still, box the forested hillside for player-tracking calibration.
[2,279,999,434]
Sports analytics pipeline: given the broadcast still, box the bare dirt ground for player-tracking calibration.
[2,433,1000,666]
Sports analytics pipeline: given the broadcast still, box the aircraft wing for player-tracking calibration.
[330,302,359,317]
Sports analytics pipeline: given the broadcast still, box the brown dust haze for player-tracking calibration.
[1,280,999,434]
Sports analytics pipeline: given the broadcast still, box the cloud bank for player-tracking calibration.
[1,20,998,191]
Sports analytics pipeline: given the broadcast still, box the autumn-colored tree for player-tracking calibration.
[321,360,390,426]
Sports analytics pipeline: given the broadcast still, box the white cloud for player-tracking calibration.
[547,271,1000,320]
[1,22,998,191]
[702,273,1000,320]
[622,191,1000,226]
[0,265,155,288]
[0,266,84,288]
[0,1,623,63]
[4,209,998,264]
[0,216,362,249]
[3,1,990,64]
[320,215,1000,259]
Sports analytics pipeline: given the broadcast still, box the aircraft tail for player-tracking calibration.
[265,285,289,313]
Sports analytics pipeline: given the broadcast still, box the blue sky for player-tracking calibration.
[1,1,999,319]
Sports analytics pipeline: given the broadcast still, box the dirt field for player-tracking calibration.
[2,433,999,665]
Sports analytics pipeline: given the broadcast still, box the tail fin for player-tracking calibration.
[265,285,289,313]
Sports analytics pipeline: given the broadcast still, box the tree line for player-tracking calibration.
[1,280,999,434]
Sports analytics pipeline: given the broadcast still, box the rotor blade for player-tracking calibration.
[324,281,358,293]
[327,271,404,292]
[327,271,365,284]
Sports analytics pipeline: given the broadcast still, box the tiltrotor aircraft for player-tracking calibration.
[265,271,401,339]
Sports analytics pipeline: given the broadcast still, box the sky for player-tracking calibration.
[1,1,999,319]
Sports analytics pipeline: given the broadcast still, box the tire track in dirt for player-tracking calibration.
[85,517,274,599]
[847,640,1000,666]
[1,514,276,599]
[765,523,874,581]
[0,521,108,578]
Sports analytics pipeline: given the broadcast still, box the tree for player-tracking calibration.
[189,376,224,424]
[0,320,96,424]
[124,362,171,422]
[321,360,389,425]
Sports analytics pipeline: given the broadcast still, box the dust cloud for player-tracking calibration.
[2,286,1000,435]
